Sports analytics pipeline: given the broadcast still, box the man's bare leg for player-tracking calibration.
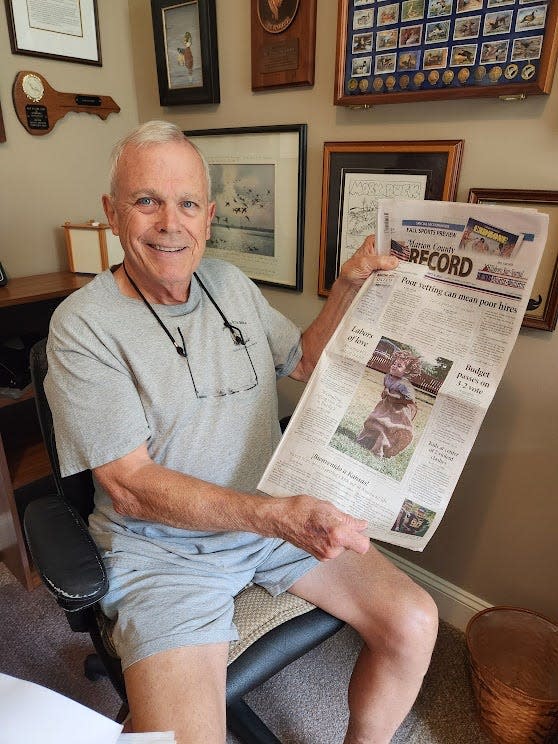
[123,642,229,744]
[289,544,438,744]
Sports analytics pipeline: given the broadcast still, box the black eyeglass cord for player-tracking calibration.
[193,272,245,345]
[122,263,244,358]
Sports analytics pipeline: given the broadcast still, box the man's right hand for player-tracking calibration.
[267,494,370,561]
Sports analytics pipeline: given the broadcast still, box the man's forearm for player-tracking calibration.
[96,457,277,535]
[291,275,359,382]
[290,237,398,383]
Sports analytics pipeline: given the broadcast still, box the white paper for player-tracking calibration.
[0,673,176,744]
[0,673,122,744]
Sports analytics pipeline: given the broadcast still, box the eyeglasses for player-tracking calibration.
[178,321,258,399]
[123,263,259,399]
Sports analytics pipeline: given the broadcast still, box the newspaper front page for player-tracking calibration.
[258,199,548,551]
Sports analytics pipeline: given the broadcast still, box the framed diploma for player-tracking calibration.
[319,139,464,296]
[4,0,101,66]
[334,0,558,107]
[251,0,317,90]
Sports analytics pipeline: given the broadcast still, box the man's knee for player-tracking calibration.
[363,581,438,661]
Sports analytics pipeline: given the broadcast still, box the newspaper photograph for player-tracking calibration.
[258,199,548,550]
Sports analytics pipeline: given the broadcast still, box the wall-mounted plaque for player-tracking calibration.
[251,0,317,90]
[12,71,120,136]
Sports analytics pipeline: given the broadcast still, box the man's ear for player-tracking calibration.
[206,201,216,240]
[102,194,119,236]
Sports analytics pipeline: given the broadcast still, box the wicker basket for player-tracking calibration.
[466,607,558,743]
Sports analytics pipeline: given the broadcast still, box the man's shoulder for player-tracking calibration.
[51,271,115,325]
[198,257,255,295]
[199,256,248,281]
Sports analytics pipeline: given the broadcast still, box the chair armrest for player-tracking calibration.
[24,495,108,612]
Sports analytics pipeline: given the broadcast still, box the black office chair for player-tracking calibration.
[23,338,344,743]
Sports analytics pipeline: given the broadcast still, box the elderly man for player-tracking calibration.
[45,121,438,744]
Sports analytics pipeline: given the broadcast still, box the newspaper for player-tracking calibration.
[258,199,548,551]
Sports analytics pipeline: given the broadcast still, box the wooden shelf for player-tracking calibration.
[0,271,91,308]
[7,440,51,490]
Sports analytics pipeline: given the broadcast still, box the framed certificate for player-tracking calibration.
[5,0,101,65]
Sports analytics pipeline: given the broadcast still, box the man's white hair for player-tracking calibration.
[109,120,211,199]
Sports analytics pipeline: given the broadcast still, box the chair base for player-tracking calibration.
[227,699,281,744]
[84,652,108,681]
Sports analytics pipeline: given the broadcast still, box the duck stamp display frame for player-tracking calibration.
[151,0,220,105]
[334,0,558,107]
[468,188,558,331]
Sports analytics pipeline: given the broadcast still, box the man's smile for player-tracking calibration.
[148,243,188,253]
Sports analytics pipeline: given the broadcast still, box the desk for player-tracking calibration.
[0,272,91,589]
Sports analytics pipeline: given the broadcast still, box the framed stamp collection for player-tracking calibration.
[335,0,558,106]
[318,140,464,296]
[468,188,558,330]
[186,125,307,291]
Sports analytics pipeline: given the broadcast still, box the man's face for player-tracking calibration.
[103,140,215,303]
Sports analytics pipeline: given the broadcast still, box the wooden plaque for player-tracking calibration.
[251,0,316,90]
[12,71,119,136]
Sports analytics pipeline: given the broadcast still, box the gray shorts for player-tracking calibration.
[96,530,318,670]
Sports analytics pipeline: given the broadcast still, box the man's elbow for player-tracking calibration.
[111,489,139,517]
[94,466,143,519]
[289,357,312,382]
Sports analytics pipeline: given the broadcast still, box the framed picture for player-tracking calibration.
[334,0,558,107]
[468,188,558,331]
[151,0,220,105]
[186,125,307,291]
[319,139,464,296]
[4,0,101,65]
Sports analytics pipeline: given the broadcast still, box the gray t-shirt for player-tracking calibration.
[45,258,302,550]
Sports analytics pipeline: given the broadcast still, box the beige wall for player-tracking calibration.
[1,1,557,619]
[0,2,139,277]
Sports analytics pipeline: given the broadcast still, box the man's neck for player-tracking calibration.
[114,264,191,305]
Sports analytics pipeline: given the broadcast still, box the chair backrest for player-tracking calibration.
[30,339,96,521]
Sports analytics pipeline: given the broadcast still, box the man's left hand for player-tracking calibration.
[338,235,398,289]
